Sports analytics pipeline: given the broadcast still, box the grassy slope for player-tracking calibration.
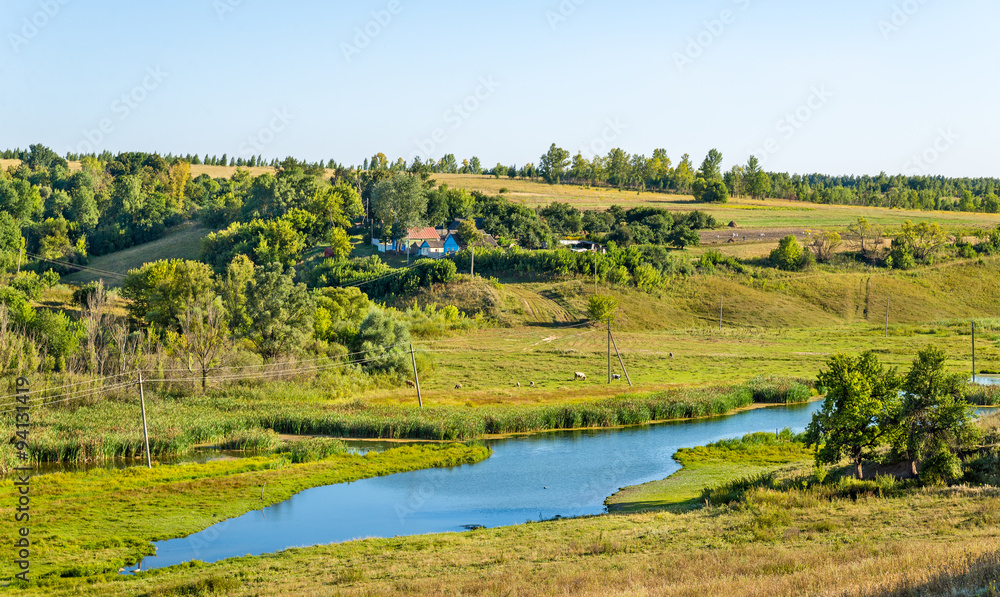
[605,434,814,513]
[0,443,488,581]
[62,223,209,286]
[405,258,1000,398]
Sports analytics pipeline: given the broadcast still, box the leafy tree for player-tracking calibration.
[805,352,901,479]
[244,263,315,361]
[0,177,43,223]
[744,155,771,200]
[456,219,484,247]
[891,346,977,479]
[173,296,229,392]
[847,217,885,262]
[0,212,24,271]
[671,154,695,192]
[539,143,570,184]
[587,294,619,323]
[350,308,412,377]
[770,235,811,270]
[692,149,728,203]
[25,144,68,171]
[809,230,842,262]
[219,254,255,336]
[121,259,216,330]
[371,173,427,247]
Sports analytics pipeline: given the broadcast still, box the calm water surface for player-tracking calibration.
[129,402,823,572]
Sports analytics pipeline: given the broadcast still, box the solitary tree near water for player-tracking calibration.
[805,352,901,479]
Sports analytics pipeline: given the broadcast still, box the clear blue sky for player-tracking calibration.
[3,0,998,177]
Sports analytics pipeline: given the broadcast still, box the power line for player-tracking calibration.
[23,252,127,279]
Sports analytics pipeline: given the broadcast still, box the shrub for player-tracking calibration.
[288,438,348,463]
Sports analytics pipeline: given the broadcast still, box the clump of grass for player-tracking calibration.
[967,383,1000,406]
[139,574,241,597]
[287,438,348,463]
[218,428,280,452]
[741,376,812,404]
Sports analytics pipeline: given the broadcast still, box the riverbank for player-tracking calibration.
[605,430,814,513]
[0,443,489,584]
[14,461,1000,595]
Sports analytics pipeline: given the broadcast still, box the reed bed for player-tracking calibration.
[967,383,1000,406]
[0,377,810,465]
[286,438,348,463]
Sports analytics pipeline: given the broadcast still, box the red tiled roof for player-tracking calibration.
[406,227,441,241]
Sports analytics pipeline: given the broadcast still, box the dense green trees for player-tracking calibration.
[806,348,977,482]
[692,149,729,203]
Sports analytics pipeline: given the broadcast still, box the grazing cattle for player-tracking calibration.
[405,380,416,388]
[455,383,463,389]
[515,382,521,388]
[530,381,535,387]
[669,352,674,358]
[612,374,621,380]
[574,372,587,381]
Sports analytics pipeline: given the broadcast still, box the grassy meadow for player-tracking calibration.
[11,423,1000,596]
[0,443,489,582]
[6,165,1000,594]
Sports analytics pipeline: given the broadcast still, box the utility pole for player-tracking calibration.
[409,344,423,409]
[610,331,632,387]
[719,296,723,332]
[594,251,598,295]
[607,319,612,384]
[973,321,977,384]
[470,246,475,277]
[137,372,152,469]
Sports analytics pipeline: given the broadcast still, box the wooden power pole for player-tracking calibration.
[973,321,977,384]
[610,331,632,387]
[607,320,612,384]
[137,372,152,469]
[410,344,423,409]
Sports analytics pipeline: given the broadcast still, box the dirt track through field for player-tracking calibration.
[700,227,817,245]
[506,287,575,324]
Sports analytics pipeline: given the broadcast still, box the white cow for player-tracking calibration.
[574,372,587,381]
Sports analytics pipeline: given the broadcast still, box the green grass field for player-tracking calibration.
[435,173,1000,232]
[62,223,209,286]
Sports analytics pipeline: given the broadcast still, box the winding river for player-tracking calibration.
[129,401,828,572]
